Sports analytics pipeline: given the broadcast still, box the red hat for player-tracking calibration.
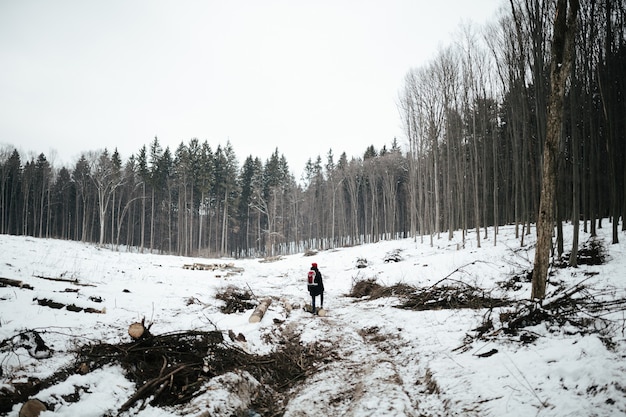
[311,262,318,268]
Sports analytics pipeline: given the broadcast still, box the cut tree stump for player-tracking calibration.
[128,318,152,340]
[248,298,272,323]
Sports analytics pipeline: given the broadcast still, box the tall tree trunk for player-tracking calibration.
[471,110,482,248]
[492,101,499,245]
[140,182,145,252]
[532,0,579,299]
[221,188,229,255]
[569,63,580,267]
[150,187,155,252]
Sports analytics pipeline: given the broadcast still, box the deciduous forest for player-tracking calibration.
[1,0,624,260]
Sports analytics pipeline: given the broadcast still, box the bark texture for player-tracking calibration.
[532,0,580,299]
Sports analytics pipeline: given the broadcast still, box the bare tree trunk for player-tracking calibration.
[569,52,581,266]
[471,109,482,249]
[492,96,499,245]
[140,182,145,252]
[221,188,229,255]
[532,0,579,299]
[150,188,155,252]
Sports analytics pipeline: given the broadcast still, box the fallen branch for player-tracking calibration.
[118,364,187,413]
[32,275,96,287]
[427,261,488,290]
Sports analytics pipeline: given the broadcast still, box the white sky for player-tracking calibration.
[0,0,502,175]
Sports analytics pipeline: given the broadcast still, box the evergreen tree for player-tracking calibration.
[72,155,91,242]
[51,166,74,240]
[136,145,149,251]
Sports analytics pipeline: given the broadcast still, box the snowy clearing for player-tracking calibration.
[1,222,625,416]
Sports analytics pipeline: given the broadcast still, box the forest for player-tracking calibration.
[0,0,624,260]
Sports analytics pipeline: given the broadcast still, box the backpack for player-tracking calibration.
[307,270,317,286]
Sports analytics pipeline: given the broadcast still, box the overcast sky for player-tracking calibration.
[0,0,502,175]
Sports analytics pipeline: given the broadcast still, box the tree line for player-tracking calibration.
[1,0,624,261]
[397,0,624,256]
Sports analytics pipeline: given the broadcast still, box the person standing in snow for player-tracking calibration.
[308,262,324,313]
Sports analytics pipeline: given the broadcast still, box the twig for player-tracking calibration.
[246,282,258,301]
[503,354,550,409]
[427,261,491,290]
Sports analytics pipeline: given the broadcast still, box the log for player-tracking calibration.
[304,304,327,317]
[248,298,272,323]
[34,298,105,314]
[280,297,293,317]
[0,277,33,290]
[32,275,96,287]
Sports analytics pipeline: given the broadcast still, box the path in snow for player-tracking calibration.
[274,299,455,417]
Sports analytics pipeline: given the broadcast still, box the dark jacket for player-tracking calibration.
[308,267,324,296]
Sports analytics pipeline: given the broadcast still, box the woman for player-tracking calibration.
[308,262,324,313]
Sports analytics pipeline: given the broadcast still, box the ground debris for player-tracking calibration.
[215,285,257,314]
[384,249,403,263]
[1,328,328,416]
[0,330,52,359]
[182,262,243,272]
[356,258,368,268]
[348,278,509,311]
[33,297,105,314]
[397,285,509,311]
[458,278,626,351]
[558,237,608,267]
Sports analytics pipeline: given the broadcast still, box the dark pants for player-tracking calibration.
[311,292,324,312]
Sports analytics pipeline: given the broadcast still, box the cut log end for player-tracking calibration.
[19,399,47,417]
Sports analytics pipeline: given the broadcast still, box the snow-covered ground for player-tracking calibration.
[1,222,625,416]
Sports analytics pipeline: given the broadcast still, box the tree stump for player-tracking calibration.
[128,318,152,340]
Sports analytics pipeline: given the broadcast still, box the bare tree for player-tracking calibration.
[90,150,124,246]
[532,0,579,299]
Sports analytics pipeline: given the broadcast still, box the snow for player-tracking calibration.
[1,222,625,416]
